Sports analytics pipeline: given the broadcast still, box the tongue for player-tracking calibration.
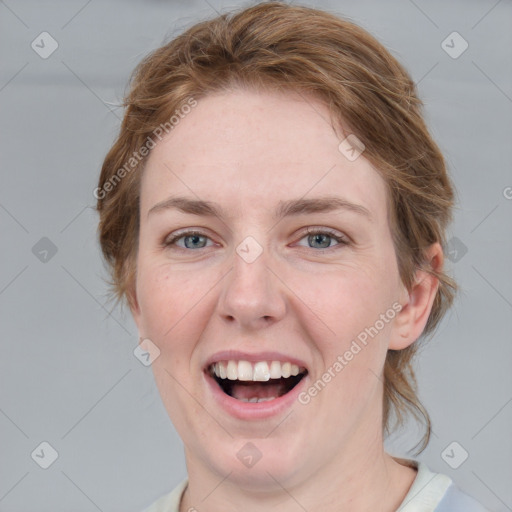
[231,380,288,400]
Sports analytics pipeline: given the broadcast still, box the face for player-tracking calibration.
[131,88,410,490]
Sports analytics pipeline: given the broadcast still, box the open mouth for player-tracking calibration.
[208,360,308,403]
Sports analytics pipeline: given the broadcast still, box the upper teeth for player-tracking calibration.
[210,360,304,381]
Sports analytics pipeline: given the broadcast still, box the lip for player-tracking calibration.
[204,350,309,370]
[204,368,308,420]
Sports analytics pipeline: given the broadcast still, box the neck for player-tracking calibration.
[180,443,417,512]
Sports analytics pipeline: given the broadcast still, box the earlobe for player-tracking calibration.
[389,243,443,350]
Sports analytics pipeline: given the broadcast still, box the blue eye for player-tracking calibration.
[296,228,349,251]
[163,231,213,250]
[162,227,349,252]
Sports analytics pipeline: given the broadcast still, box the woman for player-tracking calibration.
[96,3,490,511]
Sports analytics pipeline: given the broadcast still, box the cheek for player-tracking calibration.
[299,266,399,400]
[304,272,396,409]
[305,266,397,339]
[136,262,202,339]
[135,263,211,422]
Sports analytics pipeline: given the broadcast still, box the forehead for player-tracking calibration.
[141,89,388,223]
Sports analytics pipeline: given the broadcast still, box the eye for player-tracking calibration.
[162,227,349,252]
[295,227,349,251]
[162,230,215,250]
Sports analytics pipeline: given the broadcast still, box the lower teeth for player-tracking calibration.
[239,396,276,403]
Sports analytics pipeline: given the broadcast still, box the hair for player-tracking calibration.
[96,1,456,454]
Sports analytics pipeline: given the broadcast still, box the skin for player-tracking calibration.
[130,88,443,512]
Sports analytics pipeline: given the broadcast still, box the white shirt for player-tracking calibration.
[142,459,489,512]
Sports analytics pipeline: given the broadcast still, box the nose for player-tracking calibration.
[216,242,287,330]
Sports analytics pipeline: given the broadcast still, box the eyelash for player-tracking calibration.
[162,227,349,253]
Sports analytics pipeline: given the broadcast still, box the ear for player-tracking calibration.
[389,242,443,350]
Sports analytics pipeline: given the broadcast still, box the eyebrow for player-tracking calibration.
[147,195,372,221]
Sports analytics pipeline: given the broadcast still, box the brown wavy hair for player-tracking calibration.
[96,1,456,454]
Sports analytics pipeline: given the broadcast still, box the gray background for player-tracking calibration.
[1,0,511,511]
